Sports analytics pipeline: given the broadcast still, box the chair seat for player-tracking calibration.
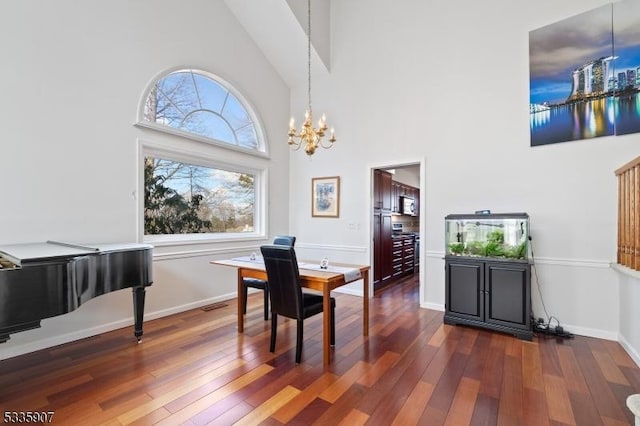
[301,293,336,319]
[243,278,267,289]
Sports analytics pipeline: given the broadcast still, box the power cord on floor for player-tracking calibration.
[529,235,573,339]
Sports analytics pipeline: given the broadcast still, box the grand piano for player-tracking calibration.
[0,241,153,343]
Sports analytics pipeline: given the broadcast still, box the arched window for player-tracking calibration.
[139,69,266,154]
[137,69,267,244]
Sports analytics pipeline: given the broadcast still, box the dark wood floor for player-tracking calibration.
[1,275,640,425]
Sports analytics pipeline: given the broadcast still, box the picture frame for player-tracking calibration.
[312,176,340,218]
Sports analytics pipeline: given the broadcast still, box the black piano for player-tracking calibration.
[0,241,153,343]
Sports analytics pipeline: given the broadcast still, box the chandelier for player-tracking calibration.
[287,0,336,156]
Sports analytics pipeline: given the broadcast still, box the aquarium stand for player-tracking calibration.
[444,256,533,340]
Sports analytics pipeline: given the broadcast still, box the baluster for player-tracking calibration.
[635,166,640,270]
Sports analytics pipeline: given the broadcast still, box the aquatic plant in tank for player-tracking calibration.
[448,242,464,255]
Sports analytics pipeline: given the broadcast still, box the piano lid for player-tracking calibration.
[0,241,153,266]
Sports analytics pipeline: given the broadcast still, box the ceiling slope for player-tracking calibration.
[223,0,330,90]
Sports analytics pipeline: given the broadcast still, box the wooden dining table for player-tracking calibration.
[210,257,370,364]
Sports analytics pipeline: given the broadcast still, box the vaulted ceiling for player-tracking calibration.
[223,0,331,91]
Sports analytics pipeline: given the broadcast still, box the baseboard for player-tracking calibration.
[0,293,236,361]
[0,319,136,361]
[416,304,619,342]
[333,287,364,297]
[422,302,445,312]
[618,334,640,368]
[556,323,618,341]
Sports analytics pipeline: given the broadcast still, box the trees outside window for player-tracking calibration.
[144,156,255,236]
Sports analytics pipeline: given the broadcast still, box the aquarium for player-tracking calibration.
[445,213,530,260]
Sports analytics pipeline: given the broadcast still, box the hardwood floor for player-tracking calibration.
[1,275,639,425]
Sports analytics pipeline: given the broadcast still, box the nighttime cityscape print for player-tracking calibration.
[529,1,640,146]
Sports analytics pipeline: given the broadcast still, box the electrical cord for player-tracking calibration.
[529,235,573,339]
[529,235,550,320]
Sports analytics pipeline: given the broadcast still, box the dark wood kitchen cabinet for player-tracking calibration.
[390,181,419,216]
[373,211,393,284]
[390,235,414,279]
[373,170,393,286]
[391,182,400,213]
[444,257,532,340]
[403,237,414,273]
[374,170,392,212]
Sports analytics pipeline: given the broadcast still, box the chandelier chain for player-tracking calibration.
[307,0,312,113]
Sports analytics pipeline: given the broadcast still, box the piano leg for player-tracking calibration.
[132,286,146,342]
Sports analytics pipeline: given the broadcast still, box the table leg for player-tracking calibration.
[323,285,331,365]
[362,269,369,336]
[237,268,244,333]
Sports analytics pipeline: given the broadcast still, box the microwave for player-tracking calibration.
[401,196,416,216]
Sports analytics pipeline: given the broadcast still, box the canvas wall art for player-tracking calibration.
[612,0,640,136]
[529,0,640,146]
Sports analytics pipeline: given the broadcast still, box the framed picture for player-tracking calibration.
[312,176,340,218]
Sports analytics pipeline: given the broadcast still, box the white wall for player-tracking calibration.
[288,0,640,347]
[0,0,290,359]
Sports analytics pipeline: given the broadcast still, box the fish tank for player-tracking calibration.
[445,212,530,261]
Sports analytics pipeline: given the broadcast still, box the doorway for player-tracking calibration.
[371,162,422,296]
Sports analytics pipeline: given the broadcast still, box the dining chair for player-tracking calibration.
[260,244,335,364]
[243,235,296,320]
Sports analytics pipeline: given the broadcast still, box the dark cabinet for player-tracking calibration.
[391,182,400,213]
[391,181,419,216]
[373,212,393,285]
[373,170,383,210]
[373,170,394,287]
[392,238,403,277]
[374,170,392,212]
[380,214,393,280]
[403,237,414,273]
[381,172,392,212]
[390,235,414,279]
[444,257,532,340]
[373,213,381,283]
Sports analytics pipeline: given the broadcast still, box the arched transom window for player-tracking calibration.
[141,69,264,152]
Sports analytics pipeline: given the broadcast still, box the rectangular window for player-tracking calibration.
[143,154,261,242]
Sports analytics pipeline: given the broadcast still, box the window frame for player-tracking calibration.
[136,68,270,159]
[138,140,268,246]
